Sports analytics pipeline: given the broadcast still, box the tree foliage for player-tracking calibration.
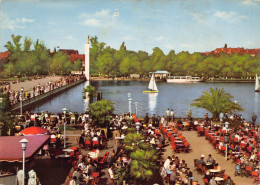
[191,88,243,121]
[89,100,114,127]
[82,85,97,100]
[2,35,260,78]
[130,149,159,181]
[1,35,82,78]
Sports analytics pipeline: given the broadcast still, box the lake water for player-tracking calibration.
[28,80,260,122]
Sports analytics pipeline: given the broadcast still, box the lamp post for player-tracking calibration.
[135,122,141,133]
[135,102,138,116]
[62,108,68,148]
[127,93,132,115]
[0,97,3,110]
[20,138,28,185]
[234,100,237,111]
[20,87,24,115]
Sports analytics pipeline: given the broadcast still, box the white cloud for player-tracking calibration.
[21,17,34,23]
[95,9,110,17]
[65,35,76,41]
[213,11,247,22]
[0,12,34,30]
[242,0,252,4]
[180,43,192,48]
[166,45,174,49]
[83,18,100,27]
[122,35,134,41]
[156,36,165,42]
[241,0,260,4]
[79,9,117,28]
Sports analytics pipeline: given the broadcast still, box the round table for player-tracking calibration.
[209,169,221,173]
[62,149,74,152]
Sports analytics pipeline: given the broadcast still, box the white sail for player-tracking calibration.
[148,73,158,91]
[256,74,259,91]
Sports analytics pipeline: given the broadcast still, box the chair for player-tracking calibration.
[215,170,225,177]
[85,140,92,149]
[183,142,190,153]
[196,163,203,174]
[252,171,260,183]
[203,178,209,185]
[99,153,109,168]
[93,141,99,149]
[91,172,99,185]
[245,166,252,177]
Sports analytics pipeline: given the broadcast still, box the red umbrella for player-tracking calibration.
[19,126,48,135]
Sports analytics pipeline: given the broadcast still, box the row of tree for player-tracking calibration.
[1,35,81,78]
[2,35,260,78]
[90,36,260,77]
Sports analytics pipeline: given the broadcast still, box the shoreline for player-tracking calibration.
[90,77,255,83]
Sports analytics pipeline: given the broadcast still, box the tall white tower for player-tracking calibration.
[85,36,90,81]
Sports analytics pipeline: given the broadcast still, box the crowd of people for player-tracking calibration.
[1,75,84,105]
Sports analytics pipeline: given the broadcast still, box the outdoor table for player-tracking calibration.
[208,169,221,175]
[206,162,213,169]
[57,154,70,166]
[88,151,99,159]
[214,177,224,184]
[62,149,74,153]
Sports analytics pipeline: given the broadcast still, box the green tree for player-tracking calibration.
[123,133,145,151]
[130,149,159,182]
[89,100,114,127]
[82,85,97,101]
[191,88,243,121]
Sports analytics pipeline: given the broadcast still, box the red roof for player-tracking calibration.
[0,51,10,60]
[19,126,48,135]
[0,135,50,162]
[70,54,85,62]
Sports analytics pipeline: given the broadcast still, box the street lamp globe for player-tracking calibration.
[135,122,141,133]
[20,138,28,151]
[62,108,68,114]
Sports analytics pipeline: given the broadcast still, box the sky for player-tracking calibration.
[0,0,260,54]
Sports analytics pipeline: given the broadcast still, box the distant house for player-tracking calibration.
[59,49,85,68]
[0,51,10,63]
[200,44,260,57]
[150,70,170,79]
[130,74,140,79]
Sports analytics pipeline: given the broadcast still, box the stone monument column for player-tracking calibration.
[85,36,90,81]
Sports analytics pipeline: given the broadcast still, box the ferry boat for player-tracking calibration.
[167,76,204,83]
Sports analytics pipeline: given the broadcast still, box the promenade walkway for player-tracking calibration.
[163,130,254,185]
[1,76,62,91]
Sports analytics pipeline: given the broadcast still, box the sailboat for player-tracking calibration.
[142,73,159,93]
[255,74,260,92]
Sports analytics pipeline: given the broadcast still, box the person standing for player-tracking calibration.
[187,109,192,120]
[170,109,174,122]
[166,109,170,125]
[252,113,257,124]
[144,113,149,124]
[152,114,156,126]
[155,116,160,127]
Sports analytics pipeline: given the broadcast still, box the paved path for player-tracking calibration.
[162,130,255,185]
[3,76,62,91]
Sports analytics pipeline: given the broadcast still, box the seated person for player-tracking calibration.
[92,134,99,142]
[77,155,84,165]
[72,168,82,184]
[108,165,115,182]
[198,155,206,166]
[203,171,211,183]
[78,161,87,171]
